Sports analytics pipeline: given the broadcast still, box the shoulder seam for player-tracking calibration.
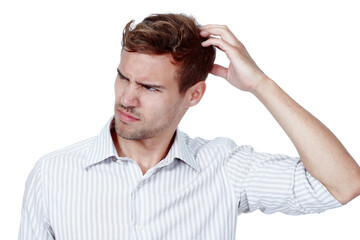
[39,158,50,226]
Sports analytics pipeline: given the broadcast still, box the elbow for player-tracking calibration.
[332,189,358,205]
[339,189,360,205]
[334,168,360,205]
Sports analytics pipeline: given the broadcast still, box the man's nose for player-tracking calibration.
[121,84,139,108]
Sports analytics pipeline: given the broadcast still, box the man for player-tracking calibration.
[19,13,360,239]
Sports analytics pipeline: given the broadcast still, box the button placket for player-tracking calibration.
[132,179,146,234]
[132,170,160,236]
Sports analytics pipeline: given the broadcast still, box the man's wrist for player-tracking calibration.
[249,75,273,97]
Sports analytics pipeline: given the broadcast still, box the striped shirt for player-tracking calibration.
[19,116,342,240]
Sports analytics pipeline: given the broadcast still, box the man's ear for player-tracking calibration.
[186,81,206,107]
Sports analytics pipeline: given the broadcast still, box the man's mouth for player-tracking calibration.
[117,109,140,122]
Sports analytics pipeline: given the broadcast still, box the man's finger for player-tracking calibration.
[199,24,229,30]
[199,25,238,46]
[201,37,232,53]
[210,64,228,79]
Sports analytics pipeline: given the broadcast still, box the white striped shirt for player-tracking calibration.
[19,116,342,240]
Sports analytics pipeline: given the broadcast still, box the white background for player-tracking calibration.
[1,0,359,239]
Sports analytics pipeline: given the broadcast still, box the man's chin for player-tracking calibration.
[115,124,152,141]
[114,117,169,140]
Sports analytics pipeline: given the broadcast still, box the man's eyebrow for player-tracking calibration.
[137,82,166,90]
[117,69,129,81]
[117,68,166,90]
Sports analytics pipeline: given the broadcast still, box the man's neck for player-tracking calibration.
[111,128,176,175]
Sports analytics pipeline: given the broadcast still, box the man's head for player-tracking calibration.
[114,13,215,140]
[122,13,216,93]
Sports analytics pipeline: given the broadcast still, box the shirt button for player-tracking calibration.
[136,224,143,231]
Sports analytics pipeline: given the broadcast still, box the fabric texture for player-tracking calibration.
[19,116,342,240]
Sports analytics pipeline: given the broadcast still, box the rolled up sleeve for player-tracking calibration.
[225,144,342,215]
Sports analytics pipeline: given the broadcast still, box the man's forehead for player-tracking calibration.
[120,51,177,71]
[118,51,180,86]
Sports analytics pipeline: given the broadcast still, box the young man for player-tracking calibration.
[19,13,360,239]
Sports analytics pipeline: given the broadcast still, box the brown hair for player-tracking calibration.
[122,13,216,93]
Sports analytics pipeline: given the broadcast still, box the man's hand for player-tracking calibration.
[200,24,360,204]
[199,24,267,92]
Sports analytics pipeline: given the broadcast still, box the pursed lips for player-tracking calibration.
[117,109,140,122]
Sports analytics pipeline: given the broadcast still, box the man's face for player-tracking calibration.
[114,51,189,140]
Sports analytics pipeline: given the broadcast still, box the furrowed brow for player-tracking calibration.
[136,81,166,90]
[117,68,166,90]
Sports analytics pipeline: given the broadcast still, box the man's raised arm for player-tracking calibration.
[199,24,360,204]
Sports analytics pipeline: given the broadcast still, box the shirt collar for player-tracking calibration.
[83,116,199,172]
[83,116,119,169]
[165,130,199,172]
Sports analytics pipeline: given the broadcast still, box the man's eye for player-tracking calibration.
[143,86,158,92]
[119,75,128,81]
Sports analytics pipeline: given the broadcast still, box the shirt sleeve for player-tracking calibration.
[18,159,55,240]
[224,144,343,215]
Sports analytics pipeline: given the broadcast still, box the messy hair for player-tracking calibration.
[122,13,216,93]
